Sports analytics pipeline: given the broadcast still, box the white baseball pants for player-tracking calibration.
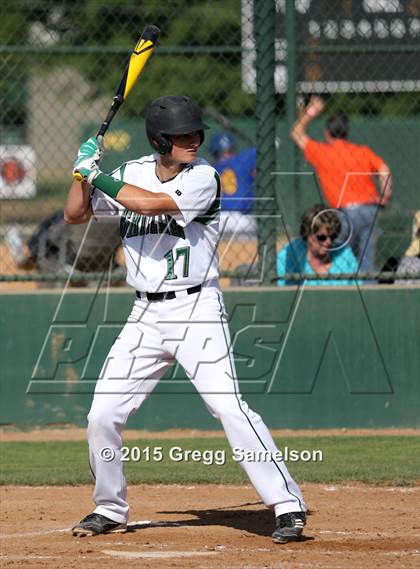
[87,285,306,523]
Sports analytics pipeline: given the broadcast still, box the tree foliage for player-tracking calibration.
[0,0,253,120]
[0,0,418,137]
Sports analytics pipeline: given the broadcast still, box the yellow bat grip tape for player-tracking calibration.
[73,171,84,182]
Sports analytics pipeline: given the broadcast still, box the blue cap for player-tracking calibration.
[208,132,235,159]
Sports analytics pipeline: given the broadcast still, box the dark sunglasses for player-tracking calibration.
[314,232,337,243]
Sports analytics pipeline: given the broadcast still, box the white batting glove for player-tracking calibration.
[75,164,102,185]
[73,136,104,182]
[74,137,103,165]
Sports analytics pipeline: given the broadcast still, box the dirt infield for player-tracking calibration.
[1,483,419,569]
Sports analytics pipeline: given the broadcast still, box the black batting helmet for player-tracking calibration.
[145,95,209,154]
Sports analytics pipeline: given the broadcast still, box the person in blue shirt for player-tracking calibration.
[277,204,359,286]
[209,132,257,240]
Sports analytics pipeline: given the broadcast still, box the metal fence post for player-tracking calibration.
[254,0,277,285]
[285,0,300,229]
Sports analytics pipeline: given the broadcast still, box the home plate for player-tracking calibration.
[102,550,218,559]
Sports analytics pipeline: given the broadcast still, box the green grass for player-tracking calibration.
[0,436,419,486]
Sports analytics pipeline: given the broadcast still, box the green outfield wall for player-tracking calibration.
[0,288,419,429]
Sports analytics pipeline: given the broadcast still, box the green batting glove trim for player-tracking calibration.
[93,173,125,199]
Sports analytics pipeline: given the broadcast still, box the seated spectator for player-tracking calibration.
[6,210,121,275]
[209,131,257,240]
[6,211,66,271]
[290,96,392,273]
[277,204,359,286]
[395,210,420,285]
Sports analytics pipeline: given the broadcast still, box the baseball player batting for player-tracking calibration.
[65,95,307,543]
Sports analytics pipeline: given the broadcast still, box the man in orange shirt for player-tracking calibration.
[290,96,392,274]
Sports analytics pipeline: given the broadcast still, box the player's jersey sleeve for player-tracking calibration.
[243,147,257,169]
[169,163,220,227]
[90,164,125,218]
[303,139,325,168]
[90,188,122,218]
[362,145,386,172]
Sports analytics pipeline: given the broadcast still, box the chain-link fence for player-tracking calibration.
[1,0,419,289]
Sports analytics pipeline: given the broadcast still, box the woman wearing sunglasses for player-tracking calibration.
[277,204,359,286]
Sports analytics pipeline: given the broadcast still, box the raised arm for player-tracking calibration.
[64,175,179,223]
[64,137,101,224]
[378,162,393,207]
[290,96,325,151]
[65,137,180,223]
[92,173,179,216]
[64,179,93,224]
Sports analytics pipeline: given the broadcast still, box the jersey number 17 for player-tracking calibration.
[164,246,190,280]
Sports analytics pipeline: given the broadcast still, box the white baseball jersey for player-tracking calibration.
[91,154,220,292]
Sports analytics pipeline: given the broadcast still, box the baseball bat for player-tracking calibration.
[73,24,160,181]
[203,106,254,146]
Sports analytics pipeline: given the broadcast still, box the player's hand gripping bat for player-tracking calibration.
[73,24,160,181]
